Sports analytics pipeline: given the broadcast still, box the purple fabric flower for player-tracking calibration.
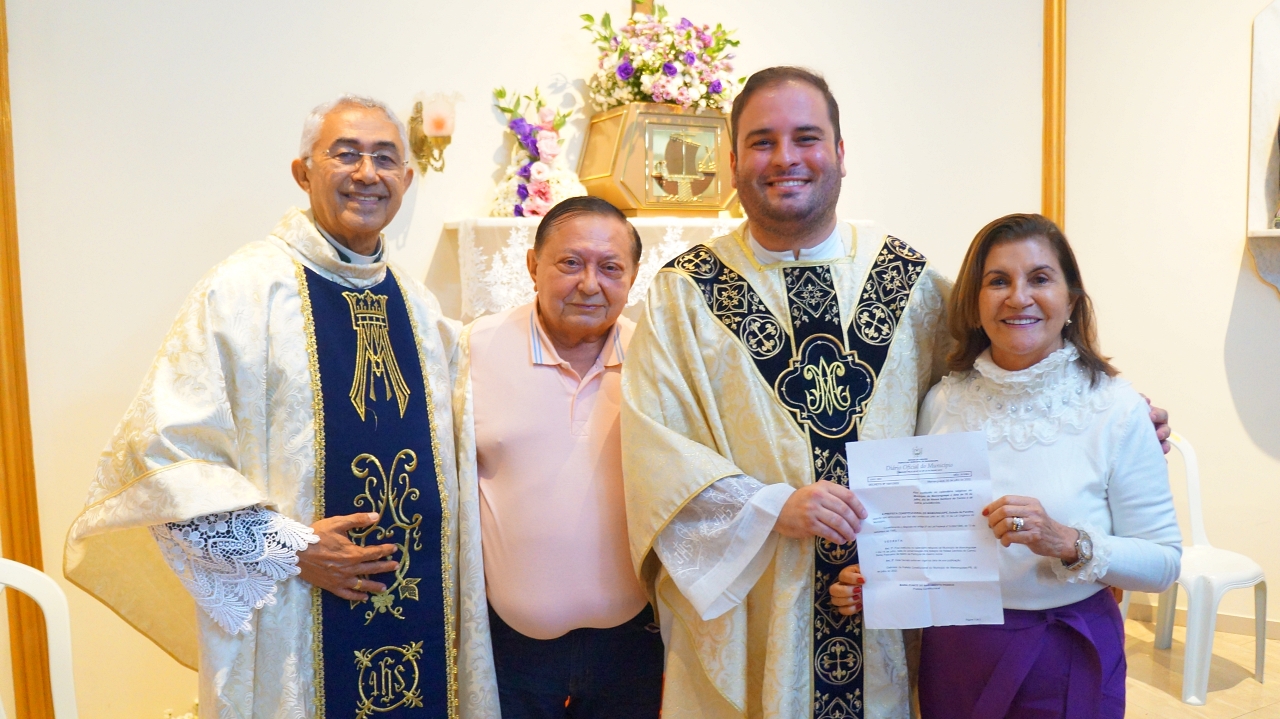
[514,204,524,217]
[517,161,533,180]
[516,183,529,201]
[709,79,724,94]
[616,60,635,80]
[663,62,678,76]
[683,51,696,65]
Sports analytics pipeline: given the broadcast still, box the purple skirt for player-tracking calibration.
[918,588,1126,719]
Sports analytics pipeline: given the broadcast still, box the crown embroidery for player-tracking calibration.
[343,290,410,420]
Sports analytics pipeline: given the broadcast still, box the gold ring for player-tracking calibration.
[354,577,364,592]
[1011,517,1025,532]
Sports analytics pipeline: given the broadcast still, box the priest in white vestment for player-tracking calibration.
[64,96,496,718]
[621,68,951,719]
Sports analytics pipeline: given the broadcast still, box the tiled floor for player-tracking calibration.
[1125,619,1278,718]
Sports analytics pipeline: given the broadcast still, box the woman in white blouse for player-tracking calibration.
[831,213,1181,718]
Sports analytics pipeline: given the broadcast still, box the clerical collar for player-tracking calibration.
[746,226,846,264]
[316,224,384,265]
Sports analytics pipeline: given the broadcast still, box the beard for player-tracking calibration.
[735,165,842,239]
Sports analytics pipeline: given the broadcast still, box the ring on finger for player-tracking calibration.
[354,577,364,592]
[1011,517,1025,532]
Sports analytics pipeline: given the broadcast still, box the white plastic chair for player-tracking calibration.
[1151,433,1266,705]
[0,559,78,717]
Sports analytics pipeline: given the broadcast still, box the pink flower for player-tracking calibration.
[535,131,561,161]
[529,161,552,183]
[529,180,553,202]
[523,194,553,216]
[537,106,557,129]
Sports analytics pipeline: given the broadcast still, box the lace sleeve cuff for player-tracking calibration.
[150,506,319,635]
[1049,524,1113,585]
[655,476,795,620]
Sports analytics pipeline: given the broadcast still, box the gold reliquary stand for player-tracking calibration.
[577,103,737,218]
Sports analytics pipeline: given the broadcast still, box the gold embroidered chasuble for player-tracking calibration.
[621,222,951,719]
[64,208,495,717]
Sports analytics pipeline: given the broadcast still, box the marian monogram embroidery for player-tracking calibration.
[344,290,411,421]
[349,450,424,624]
[775,335,875,439]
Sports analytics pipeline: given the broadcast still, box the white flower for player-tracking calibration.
[529,161,551,182]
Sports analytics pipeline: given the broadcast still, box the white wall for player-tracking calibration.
[1065,0,1280,620]
[10,0,1275,715]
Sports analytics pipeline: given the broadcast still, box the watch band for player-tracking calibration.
[1062,529,1093,572]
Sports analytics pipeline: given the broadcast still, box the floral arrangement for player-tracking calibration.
[490,87,587,218]
[582,5,738,111]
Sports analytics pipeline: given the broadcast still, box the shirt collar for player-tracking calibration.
[746,225,846,264]
[527,303,625,369]
[316,223,384,265]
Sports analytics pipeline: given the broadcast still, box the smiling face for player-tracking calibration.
[978,237,1077,371]
[290,105,413,254]
[730,80,845,246]
[527,214,638,347]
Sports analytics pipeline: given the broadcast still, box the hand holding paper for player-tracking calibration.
[841,432,1004,629]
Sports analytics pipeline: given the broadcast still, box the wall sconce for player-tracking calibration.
[410,93,459,174]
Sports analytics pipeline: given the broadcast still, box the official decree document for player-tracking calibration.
[845,432,1004,629]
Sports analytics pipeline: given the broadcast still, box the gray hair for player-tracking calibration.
[298,94,409,162]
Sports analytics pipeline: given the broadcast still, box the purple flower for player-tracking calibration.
[508,117,533,136]
[516,183,529,201]
[517,161,533,180]
[683,51,696,65]
[663,62,678,76]
[677,17,692,30]
[616,60,635,80]
[516,131,539,158]
[514,204,524,217]
[709,79,723,94]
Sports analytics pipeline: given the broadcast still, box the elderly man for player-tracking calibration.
[453,196,664,718]
[621,67,1172,719]
[65,95,490,717]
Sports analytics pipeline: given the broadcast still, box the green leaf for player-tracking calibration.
[580,13,594,23]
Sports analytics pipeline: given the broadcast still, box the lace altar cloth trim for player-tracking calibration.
[152,506,319,634]
[455,218,737,320]
[940,343,1117,450]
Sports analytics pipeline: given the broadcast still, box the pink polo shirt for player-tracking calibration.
[469,302,648,640]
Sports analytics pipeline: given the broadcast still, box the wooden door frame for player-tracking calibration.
[0,0,55,716]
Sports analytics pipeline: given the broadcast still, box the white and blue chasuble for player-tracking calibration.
[622,223,952,719]
[65,208,498,718]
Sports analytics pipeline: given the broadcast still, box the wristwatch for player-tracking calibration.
[1062,529,1093,571]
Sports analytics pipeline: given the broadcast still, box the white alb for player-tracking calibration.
[919,343,1182,610]
[151,506,318,634]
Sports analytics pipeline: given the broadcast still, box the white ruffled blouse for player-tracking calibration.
[917,343,1182,610]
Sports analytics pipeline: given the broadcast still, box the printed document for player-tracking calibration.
[845,432,1003,629]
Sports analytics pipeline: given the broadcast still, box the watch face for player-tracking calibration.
[1080,537,1093,560]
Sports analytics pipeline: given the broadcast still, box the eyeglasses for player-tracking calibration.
[323,148,407,173]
